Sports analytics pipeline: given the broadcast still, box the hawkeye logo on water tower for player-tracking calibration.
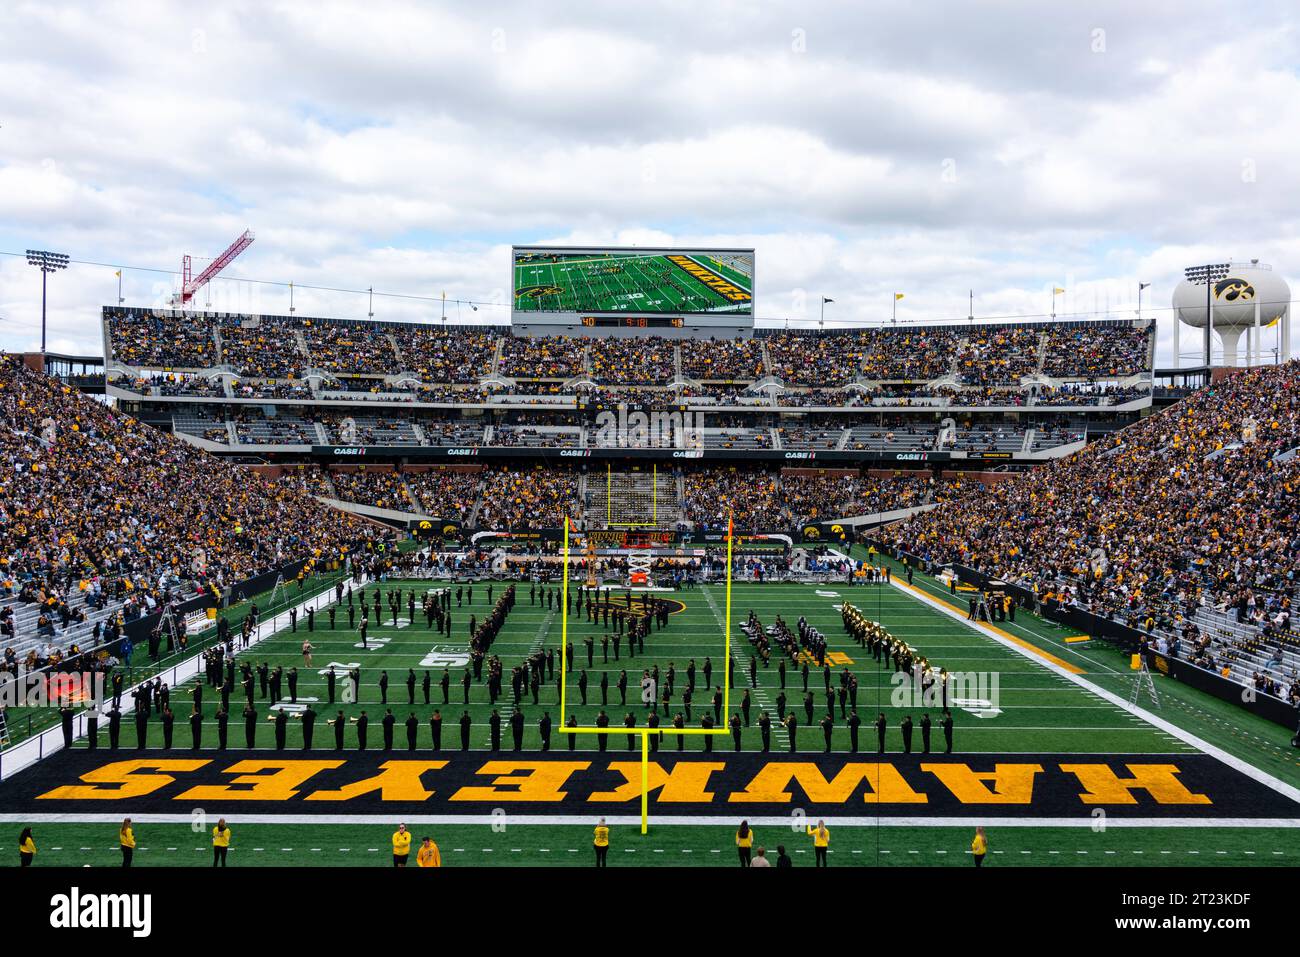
[1213,277,1255,302]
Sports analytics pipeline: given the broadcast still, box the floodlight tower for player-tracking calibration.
[26,249,70,358]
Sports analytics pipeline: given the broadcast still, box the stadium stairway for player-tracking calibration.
[1189,604,1300,689]
[2,588,131,664]
[586,469,683,528]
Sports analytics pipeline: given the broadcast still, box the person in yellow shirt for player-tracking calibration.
[971,826,988,867]
[120,817,136,868]
[735,820,754,868]
[807,820,830,867]
[416,836,441,868]
[392,823,412,867]
[19,827,35,867]
[212,818,231,867]
[593,817,610,868]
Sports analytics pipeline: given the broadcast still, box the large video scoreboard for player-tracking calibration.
[510,245,755,337]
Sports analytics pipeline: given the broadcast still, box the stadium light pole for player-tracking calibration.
[1184,263,1229,368]
[26,249,70,359]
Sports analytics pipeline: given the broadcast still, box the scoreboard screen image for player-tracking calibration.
[512,246,754,318]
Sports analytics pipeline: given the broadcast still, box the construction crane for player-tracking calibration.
[171,229,255,306]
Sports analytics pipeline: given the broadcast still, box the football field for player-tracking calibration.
[513,251,753,314]
[4,556,1299,867]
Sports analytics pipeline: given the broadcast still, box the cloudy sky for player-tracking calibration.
[1,0,1297,365]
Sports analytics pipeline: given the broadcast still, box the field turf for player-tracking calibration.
[6,556,1299,867]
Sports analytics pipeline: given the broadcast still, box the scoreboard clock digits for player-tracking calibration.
[580,316,684,328]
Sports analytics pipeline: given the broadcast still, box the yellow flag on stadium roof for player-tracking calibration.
[1053,286,1065,294]
[895,293,904,301]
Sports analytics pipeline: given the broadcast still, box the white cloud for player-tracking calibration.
[0,0,1295,367]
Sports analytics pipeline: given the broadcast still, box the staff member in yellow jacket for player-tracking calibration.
[971,826,988,867]
[120,818,136,868]
[212,819,231,867]
[735,820,754,867]
[593,817,610,867]
[416,836,441,868]
[18,828,35,867]
[806,819,830,867]
[392,823,412,867]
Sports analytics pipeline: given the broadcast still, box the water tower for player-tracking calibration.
[1171,260,1290,367]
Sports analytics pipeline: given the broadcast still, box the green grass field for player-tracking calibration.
[5,551,1299,867]
[513,251,752,314]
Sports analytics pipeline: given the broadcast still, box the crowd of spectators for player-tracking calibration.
[589,337,676,384]
[500,335,586,379]
[683,467,783,530]
[326,469,413,510]
[1042,325,1151,379]
[106,310,214,368]
[765,331,867,385]
[956,326,1042,385]
[395,327,497,382]
[680,337,764,380]
[883,360,1300,647]
[218,324,305,378]
[0,354,380,611]
[475,466,580,528]
[300,319,399,375]
[403,468,483,520]
[860,327,962,381]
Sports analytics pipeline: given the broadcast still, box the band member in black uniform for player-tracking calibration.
[784,713,798,752]
[875,712,887,753]
[379,671,389,705]
[430,710,443,750]
[287,667,299,704]
[673,712,686,751]
[326,667,337,704]
[216,707,229,750]
[331,710,345,750]
[441,668,451,704]
[942,710,954,753]
[405,712,419,751]
[647,711,660,751]
[189,706,202,749]
[422,671,431,705]
[758,711,772,751]
[539,711,552,751]
[729,712,743,751]
[901,715,914,754]
[355,711,369,751]
[301,704,316,749]
[848,709,861,753]
[566,714,578,751]
[820,713,834,752]
[274,709,288,750]
[406,669,416,705]
[462,669,471,704]
[382,709,396,750]
[595,710,610,751]
[510,709,525,750]
[460,710,472,750]
[624,712,637,750]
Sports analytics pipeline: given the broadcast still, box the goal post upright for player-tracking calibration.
[558,512,732,836]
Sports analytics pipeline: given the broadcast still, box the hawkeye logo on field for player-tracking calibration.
[50,887,152,938]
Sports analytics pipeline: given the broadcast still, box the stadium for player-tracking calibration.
[1,2,1297,935]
